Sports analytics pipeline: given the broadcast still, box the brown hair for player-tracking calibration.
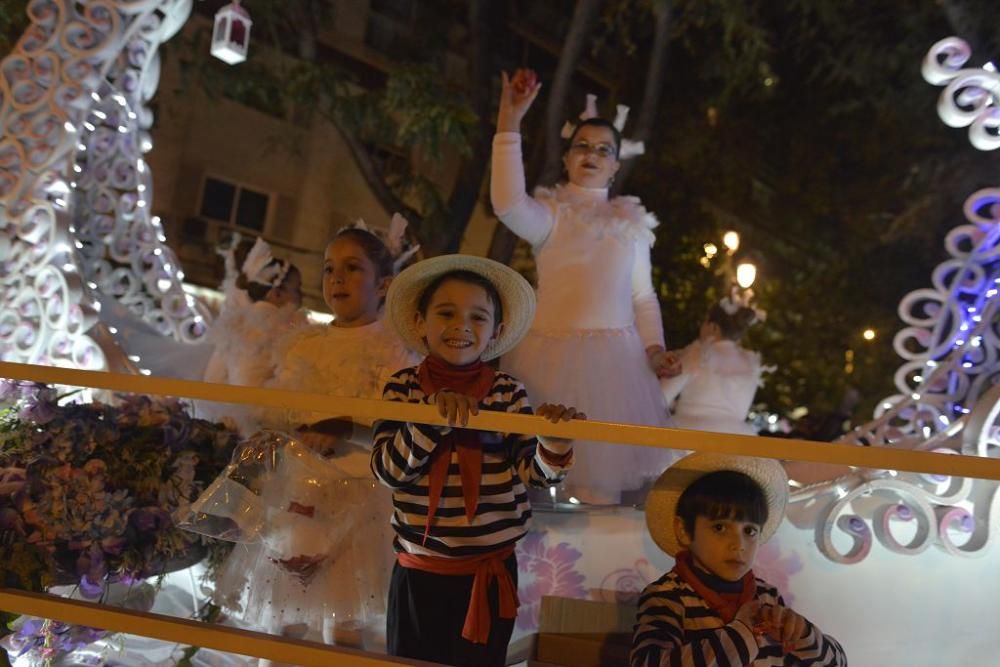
[332,227,395,279]
[707,303,757,341]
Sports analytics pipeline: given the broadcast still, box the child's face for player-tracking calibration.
[323,237,389,327]
[563,124,621,189]
[675,515,761,582]
[415,279,504,366]
[266,269,303,309]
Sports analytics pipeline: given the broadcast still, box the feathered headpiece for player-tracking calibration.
[242,237,291,288]
[560,94,645,159]
[349,213,421,274]
[719,286,767,324]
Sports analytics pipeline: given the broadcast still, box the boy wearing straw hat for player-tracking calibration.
[372,255,584,667]
[632,453,847,666]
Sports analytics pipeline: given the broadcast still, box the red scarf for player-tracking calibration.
[672,551,756,623]
[417,356,496,545]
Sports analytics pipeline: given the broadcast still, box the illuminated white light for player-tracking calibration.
[77,143,86,151]
[913,375,923,382]
[926,360,938,368]
[70,182,77,188]
[973,315,982,322]
[549,487,556,500]
[137,162,145,173]
[62,263,74,271]
[883,402,893,409]
[157,278,172,292]
[108,327,118,334]
[956,339,965,345]
[137,184,146,192]
[73,165,82,173]
[54,198,66,207]
[889,469,899,477]
[968,306,976,313]
[63,121,76,132]
[788,479,802,488]
[177,271,185,280]
[93,110,107,120]
[128,355,141,362]
[69,226,76,233]
[91,92,101,101]
[128,111,137,120]
[117,126,127,133]
[960,323,969,331]
[136,200,146,208]
[87,282,97,289]
[922,426,931,437]
[939,415,950,426]
[74,241,83,249]
[703,243,718,258]
[114,95,126,106]
[912,393,921,400]
[568,497,581,505]
[153,248,162,256]
[93,302,101,312]
[986,62,997,72]
[987,289,997,297]
[963,362,973,368]
[157,234,167,242]
[972,338,982,347]
[722,231,740,253]
[140,138,153,151]
[152,216,161,225]
[83,122,95,131]
[140,368,152,376]
[862,328,876,341]
[736,263,757,289]
[163,263,172,272]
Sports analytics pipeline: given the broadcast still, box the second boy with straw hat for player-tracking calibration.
[372,254,586,667]
[631,452,848,666]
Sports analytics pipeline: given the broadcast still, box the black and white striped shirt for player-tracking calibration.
[371,367,572,558]
[631,571,847,667]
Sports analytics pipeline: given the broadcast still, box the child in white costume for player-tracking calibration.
[491,69,682,504]
[207,222,420,652]
[662,297,766,436]
[199,237,308,432]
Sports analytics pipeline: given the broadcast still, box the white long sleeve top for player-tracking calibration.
[491,132,666,348]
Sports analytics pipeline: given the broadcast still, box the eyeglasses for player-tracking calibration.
[569,141,617,159]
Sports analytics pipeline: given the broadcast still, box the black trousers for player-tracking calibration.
[386,554,518,667]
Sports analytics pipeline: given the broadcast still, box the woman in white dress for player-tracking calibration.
[491,69,682,505]
[661,300,764,436]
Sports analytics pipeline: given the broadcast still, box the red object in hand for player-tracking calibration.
[511,68,538,96]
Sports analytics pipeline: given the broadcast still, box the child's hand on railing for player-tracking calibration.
[431,390,480,427]
[755,603,808,653]
[536,403,587,455]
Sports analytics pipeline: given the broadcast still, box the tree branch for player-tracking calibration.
[614,0,672,194]
[538,0,604,187]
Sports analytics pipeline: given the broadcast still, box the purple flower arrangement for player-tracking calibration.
[0,379,239,661]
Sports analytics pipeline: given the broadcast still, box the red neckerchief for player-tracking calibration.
[672,550,756,623]
[416,356,496,544]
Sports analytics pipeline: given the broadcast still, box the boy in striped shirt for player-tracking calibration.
[373,255,584,667]
[632,453,847,666]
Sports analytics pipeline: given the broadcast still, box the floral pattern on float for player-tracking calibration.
[515,530,588,631]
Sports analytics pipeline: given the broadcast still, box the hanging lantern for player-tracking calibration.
[211,1,252,65]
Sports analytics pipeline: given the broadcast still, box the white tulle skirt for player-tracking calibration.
[501,325,684,504]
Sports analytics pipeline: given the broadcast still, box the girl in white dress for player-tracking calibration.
[206,223,420,654]
[491,69,682,505]
[199,238,308,431]
[661,300,764,436]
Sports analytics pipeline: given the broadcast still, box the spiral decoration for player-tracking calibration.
[789,38,1000,564]
[0,0,207,372]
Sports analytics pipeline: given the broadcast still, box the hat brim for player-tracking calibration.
[645,452,788,557]
[385,255,536,362]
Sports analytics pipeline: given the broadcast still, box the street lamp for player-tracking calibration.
[736,262,757,289]
[863,328,876,341]
[723,231,740,254]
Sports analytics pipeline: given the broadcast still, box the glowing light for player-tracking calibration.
[83,122,95,131]
[862,328,876,341]
[703,243,718,258]
[73,165,82,173]
[91,92,101,102]
[157,278,172,292]
[140,368,152,376]
[108,327,118,334]
[63,121,76,132]
[93,110,107,120]
[835,486,848,499]
[128,355,141,362]
[722,231,740,253]
[913,375,923,382]
[77,143,86,151]
[736,262,757,289]
[137,184,146,192]
[153,248,162,256]
[568,497,581,505]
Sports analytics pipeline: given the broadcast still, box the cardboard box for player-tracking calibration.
[517,596,637,667]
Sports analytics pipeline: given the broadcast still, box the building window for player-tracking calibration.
[198,176,271,232]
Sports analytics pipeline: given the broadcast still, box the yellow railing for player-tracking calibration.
[2,359,1000,666]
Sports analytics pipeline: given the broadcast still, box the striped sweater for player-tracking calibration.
[371,366,572,558]
[631,572,847,667]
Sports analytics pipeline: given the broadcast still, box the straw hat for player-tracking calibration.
[645,452,788,557]
[385,255,536,362]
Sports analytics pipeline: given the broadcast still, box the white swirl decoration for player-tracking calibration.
[0,0,207,372]
[792,38,1000,564]
[923,37,1000,151]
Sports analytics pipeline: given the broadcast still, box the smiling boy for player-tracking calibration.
[372,255,585,667]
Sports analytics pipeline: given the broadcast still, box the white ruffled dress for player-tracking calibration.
[210,319,419,648]
[661,339,763,436]
[491,132,682,504]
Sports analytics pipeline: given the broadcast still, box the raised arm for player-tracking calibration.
[491,70,553,247]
